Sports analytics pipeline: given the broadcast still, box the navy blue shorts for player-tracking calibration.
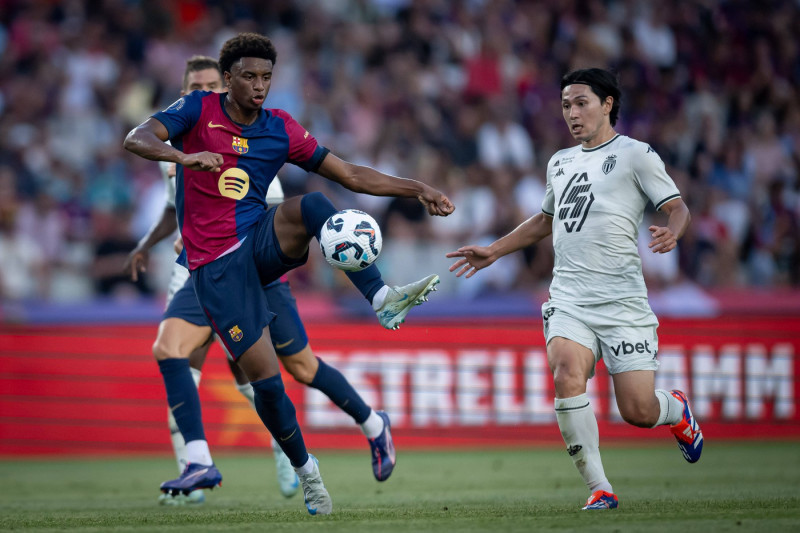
[163,277,308,357]
[191,207,309,359]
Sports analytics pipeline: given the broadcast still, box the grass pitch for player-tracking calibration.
[1,442,798,532]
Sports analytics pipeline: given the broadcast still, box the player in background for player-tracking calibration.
[124,56,404,506]
[124,34,454,516]
[447,68,701,510]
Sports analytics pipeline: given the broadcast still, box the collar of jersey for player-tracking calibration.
[581,133,621,152]
[218,92,268,130]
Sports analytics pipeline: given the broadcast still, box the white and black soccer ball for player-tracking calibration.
[319,209,383,271]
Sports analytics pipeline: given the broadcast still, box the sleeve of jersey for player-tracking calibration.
[151,91,204,141]
[633,145,681,211]
[274,109,329,172]
[541,165,555,217]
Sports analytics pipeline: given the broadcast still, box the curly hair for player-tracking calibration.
[219,32,277,75]
[561,68,622,126]
[182,55,220,90]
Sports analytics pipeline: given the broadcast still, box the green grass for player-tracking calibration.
[1,443,799,532]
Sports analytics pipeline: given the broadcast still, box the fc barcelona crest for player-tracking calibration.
[232,136,249,154]
[602,154,617,175]
[229,325,243,342]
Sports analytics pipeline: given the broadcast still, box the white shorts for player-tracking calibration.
[165,262,191,309]
[542,298,659,376]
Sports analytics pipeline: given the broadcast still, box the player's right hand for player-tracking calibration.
[123,248,148,282]
[181,151,224,172]
[446,245,495,278]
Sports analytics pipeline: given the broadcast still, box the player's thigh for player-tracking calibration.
[272,197,311,259]
[542,300,599,380]
[265,281,309,356]
[193,241,274,359]
[596,324,659,375]
[153,318,213,360]
[236,328,282,382]
[253,206,308,282]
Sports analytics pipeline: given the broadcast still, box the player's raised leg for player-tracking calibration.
[274,192,439,330]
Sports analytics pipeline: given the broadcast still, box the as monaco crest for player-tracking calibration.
[228,325,243,342]
[232,136,249,154]
[602,155,616,175]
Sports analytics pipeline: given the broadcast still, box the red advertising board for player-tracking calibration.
[0,317,798,455]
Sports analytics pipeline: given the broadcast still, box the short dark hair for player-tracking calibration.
[560,68,622,126]
[182,55,221,90]
[218,33,277,75]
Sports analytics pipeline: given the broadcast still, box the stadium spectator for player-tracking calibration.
[0,0,799,304]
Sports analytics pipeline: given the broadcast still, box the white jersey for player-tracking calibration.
[542,134,680,305]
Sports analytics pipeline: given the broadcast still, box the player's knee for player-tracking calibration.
[552,363,587,397]
[152,338,184,361]
[285,359,315,385]
[300,191,336,237]
[618,401,657,427]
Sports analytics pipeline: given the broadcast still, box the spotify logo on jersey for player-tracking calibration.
[218,168,250,200]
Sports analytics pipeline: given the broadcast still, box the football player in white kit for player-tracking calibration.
[447,68,702,510]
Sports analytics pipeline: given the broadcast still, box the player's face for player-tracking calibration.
[225,57,272,111]
[561,83,613,148]
[181,68,224,95]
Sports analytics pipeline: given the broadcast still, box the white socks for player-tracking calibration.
[371,285,390,311]
[236,382,256,408]
[185,439,213,466]
[360,410,384,439]
[653,389,684,427]
[555,394,612,494]
[294,456,315,475]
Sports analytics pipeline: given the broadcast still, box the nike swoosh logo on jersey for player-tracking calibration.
[275,339,294,350]
[169,401,185,413]
[208,121,225,129]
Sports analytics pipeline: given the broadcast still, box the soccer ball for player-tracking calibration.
[319,209,382,271]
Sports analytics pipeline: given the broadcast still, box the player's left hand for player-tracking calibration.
[418,187,455,216]
[123,248,148,282]
[648,225,678,254]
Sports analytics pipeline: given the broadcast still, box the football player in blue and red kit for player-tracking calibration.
[124,33,454,516]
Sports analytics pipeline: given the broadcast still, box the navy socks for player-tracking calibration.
[158,358,205,442]
[311,358,371,424]
[251,374,309,467]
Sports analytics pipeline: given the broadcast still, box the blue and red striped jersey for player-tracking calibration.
[153,91,328,269]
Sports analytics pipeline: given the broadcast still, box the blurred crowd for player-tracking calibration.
[0,0,798,304]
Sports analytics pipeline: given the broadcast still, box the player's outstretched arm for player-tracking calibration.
[447,212,553,278]
[316,153,454,216]
[123,205,178,282]
[648,197,690,254]
[123,118,224,172]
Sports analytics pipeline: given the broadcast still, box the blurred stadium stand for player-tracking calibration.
[1,0,799,314]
